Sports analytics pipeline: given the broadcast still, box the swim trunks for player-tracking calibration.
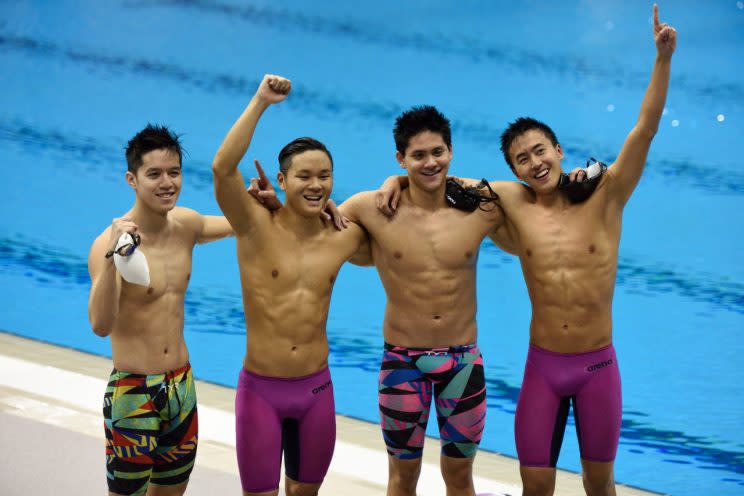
[515,344,621,467]
[103,362,198,496]
[235,366,336,493]
[378,342,487,459]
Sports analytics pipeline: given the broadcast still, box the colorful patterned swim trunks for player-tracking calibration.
[103,362,198,495]
[378,342,487,459]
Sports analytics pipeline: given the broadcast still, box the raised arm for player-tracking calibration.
[212,74,291,233]
[607,4,676,206]
[87,219,135,336]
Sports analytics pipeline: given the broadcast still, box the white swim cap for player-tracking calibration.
[113,233,150,286]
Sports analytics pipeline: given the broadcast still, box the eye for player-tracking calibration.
[433,148,443,156]
[169,170,180,177]
[536,148,545,155]
[320,175,331,180]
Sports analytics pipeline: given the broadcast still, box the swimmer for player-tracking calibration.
[87,125,235,496]
[378,5,677,495]
[336,106,510,496]
[211,74,371,496]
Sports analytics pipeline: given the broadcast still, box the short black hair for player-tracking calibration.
[278,137,333,175]
[125,124,183,174]
[393,105,452,154]
[500,117,559,169]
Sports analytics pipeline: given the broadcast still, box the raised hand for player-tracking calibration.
[256,74,291,105]
[653,4,677,59]
[247,160,283,210]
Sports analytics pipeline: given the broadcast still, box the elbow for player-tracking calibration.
[88,313,113,337]
[91,323,112,337]
[211,160,225,178]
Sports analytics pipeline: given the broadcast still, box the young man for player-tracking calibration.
[88,125,234,496]
[211,74,371,496]
[338,105,508,496]
[379,5,676,495]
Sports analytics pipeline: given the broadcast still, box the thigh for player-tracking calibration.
[433,348,486,458]
[104,372,160,496]
[285,376,337,485]
[235,374,283,493]
[574,362,622,463]
[151,370,199,489]
[515,361,568,468]
[378,349,433,459]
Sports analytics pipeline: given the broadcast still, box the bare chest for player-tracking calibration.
[238,230,349,291]
[513,204,618,272]
[370,209,489,271]
[120,237,194,301]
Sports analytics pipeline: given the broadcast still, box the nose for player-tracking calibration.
[308,177,322,190]
[530,154,543,169]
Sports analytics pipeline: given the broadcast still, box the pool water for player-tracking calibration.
[1,1,742,494]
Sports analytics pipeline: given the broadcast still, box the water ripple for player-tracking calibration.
[128,0,743,103]
[1,232,743,477]
[3,33,743,195]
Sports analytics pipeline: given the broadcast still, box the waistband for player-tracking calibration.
[528,343,615,358]
[111,361,192,380]
[385,342,478,356]
[240,365,330,383]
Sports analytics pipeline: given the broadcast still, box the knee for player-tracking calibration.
[521,478,554,496]
[582,471,614,496]
[285,481,318,496]
[389,462,420,493]
[441,461,473,491]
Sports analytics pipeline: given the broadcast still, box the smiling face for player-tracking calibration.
[508,129,564,193]
[397,130,452,193]
[278,149,333,217]
[126,148,182,213]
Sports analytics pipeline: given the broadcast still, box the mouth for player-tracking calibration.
[420,167,442,177]
[156,191,176,200]
[303,194,323,206]
[533,168,550,181]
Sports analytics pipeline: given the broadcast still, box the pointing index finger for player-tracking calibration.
[254,160,270,187]
[653,3,660,31]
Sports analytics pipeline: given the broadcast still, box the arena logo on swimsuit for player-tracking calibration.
[312,380,332,395]
[586,359,614,372]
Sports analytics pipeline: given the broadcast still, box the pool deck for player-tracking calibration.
[0,331,664,495]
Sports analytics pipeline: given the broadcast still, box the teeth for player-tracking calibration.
[535,170,548,179]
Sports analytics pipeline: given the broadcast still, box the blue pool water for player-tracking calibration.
[1,1,743,494]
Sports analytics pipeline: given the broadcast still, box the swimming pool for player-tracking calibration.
[1,1,742,494]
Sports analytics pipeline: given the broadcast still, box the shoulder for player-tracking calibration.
[171,206,204,231]
[339,190,377,219]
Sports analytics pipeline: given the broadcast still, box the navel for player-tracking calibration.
[393,251,403,259]
[164,347,169,354]
[433,315,441,320]
[147,287,154,295]
[588,244,596,254]
[271,269,279,278]
[465,251,473,259]
[526,248,533,257]
[562,324,568,330]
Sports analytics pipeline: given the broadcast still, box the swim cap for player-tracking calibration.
[113,233,150,286]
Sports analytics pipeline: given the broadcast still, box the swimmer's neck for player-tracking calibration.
[129,200,170,234]
[406,183,447,211]
[276,205,325,238]
[532,188,571,209]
